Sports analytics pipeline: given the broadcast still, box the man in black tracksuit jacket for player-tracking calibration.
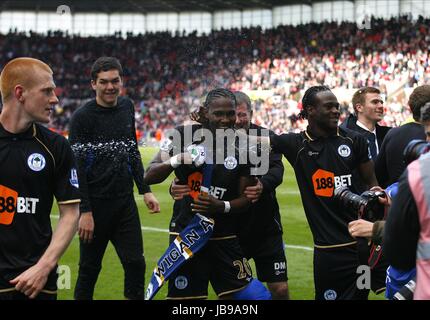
[69,57,160,300]
[234,92,288,300]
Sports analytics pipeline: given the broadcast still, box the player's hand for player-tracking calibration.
[191,194,224,216]
[170,178,191,200]
[348,219,373,239]
[190,111,201,122]
[9,262,51,299]
[144,192,161,213]
[190,107,207,124]
[185,144,206,167]
[370,186,392,206]
[78,212,94,243]
[244,178,263,203]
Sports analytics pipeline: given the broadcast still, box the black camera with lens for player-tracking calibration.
[334,187,385,221]
[403,139,430,165]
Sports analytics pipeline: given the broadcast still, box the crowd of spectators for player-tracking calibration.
[0,15,429,138]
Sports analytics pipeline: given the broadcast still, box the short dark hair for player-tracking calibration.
[234,91,252,112]
[420,102,430,123]
[408,85,430,121]
[203,88,237,109]
[90,57,123,81]
[352,87,381,113]
[299,85,332,119]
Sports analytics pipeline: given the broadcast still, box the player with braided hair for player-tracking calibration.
[144,88,271,300]
[203,88,236,108]
[298,85,332,120]
[270,86,380,300]
[176,91,289,299]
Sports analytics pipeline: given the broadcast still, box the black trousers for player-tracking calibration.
[74,194,146,300]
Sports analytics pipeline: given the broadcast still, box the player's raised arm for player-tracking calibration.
[144,150,176,185]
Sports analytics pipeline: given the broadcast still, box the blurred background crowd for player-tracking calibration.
[1,15,429,140]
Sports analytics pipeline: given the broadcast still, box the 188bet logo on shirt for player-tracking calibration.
[311,169,352,197]
[0,185,18,225]
[0,184,39,225]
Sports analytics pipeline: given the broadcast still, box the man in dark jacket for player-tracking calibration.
[340,87,391,162]
[341,87,391,297]
[375,85,430,188]
[233,91,288,299]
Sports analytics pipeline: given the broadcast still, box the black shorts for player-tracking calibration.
[357,238,388,294]
[0,268,58,300]
[313,243,369,300]
[240,234,288,283]
[167,237,252,299]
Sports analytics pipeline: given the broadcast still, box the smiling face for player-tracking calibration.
[91,69,122,107]
[308,91,340,131]
[235,103,252,130]
[357,92,384,123]
[206,97,237,132]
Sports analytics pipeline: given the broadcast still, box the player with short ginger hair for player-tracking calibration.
[0,57,80,300]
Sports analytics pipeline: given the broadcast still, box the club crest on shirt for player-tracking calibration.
[224,156,237,170]
[337,145,351,158]
[324,289,337,300]
[174,276,188,289]
[70,168,79,188]
[27,153,46,172]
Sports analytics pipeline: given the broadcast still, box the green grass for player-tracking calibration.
[55,147,383,300]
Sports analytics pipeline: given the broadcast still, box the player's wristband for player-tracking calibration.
[223,201,231,213]
[169,154,181,168]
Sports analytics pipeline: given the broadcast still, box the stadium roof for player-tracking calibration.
[0,0,349,13]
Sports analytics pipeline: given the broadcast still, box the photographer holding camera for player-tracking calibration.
[347,86,430,297]
[348,104,430,299]
[384,103,430,300]
[348,132,430,243]
[347,141,430,299]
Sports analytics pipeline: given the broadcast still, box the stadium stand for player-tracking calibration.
[0,14,429,140]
